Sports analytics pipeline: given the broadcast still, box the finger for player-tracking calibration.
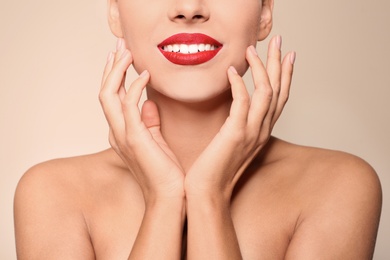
[271,51,295,126]
[108,128,119,152]
[119,67,127,102]
[246,46,273,129]
[265,35,282,117]
[141,100,167,145]
[99,49,133,136]
[122,70,150,133]
[115,39,128,102]
[227,66,250,128]
[100,38,126,90]
[141,100,160,129]
[101,51,114,90]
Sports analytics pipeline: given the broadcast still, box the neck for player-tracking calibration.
[146,87,232,171]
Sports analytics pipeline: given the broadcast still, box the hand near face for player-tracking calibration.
[99,39,185,204]
[185,35,295,202]
[99,36,295,205]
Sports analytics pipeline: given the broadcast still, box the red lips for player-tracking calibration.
[158,33,222,65]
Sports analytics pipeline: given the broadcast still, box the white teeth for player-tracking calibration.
[188,44,198,54]
[179,44,188,54]
[162,43,219,54]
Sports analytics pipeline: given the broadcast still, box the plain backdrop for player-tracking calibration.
[1,0,389,259]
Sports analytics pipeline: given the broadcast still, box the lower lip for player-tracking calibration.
[158,48,221,65]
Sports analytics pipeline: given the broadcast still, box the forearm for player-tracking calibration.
[128,197,185,260]
[186,195,242,260]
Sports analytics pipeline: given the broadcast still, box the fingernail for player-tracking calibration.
[116,38,123,51]
[249,46,258,56]
[275,35,282,50]
[290,51,296,65]
[120,49,129,59]
[229,66,238,74]
[139,70,149,77]
[106,52,113,62]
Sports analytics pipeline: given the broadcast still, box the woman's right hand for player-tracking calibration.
[99,38,185,204]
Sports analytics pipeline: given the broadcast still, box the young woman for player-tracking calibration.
[14,0,382,259]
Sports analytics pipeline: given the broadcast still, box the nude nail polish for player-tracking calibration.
[229,66,238,74]
[139,70,149,77]
[249,46,258,56]
[116,38,123,51]
[276,35,282,50]
[290,52,296,65]
[106,52,113,62]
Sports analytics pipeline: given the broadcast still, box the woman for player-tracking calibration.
[14,0,382,259]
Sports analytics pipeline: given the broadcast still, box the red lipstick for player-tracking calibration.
[158,33,222,65]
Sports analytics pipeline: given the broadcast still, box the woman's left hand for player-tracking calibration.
[184,36,295,202]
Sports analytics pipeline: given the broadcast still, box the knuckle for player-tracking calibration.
[258,131,271,144]
[263,85,273,100]
[236,95,250,107]
[268,53,280,61]
[117,139,130,154]
[124,135,133,147]
[279,91,289,104]
[283,94,290,104]
[98,89,110,104]
[226,126,246,144]
[121,97,132,110]
[124,132,139,148]
[272,84,281,96]
[109,136,118,150]
[230,131,245,144]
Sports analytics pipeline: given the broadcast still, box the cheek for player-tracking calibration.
[219,1,262,73]
[118,3,158,54]
[234,6,262,44]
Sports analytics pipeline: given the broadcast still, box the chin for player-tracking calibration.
[147,70,232,104]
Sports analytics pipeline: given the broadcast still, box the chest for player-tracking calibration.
[87,178,300,260]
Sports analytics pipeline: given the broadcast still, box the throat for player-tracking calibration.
[146,87,232,171]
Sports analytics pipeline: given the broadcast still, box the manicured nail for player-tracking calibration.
[116,38,123,51]
[139,70,149,77]
[290,51,296,65]
[275,35,282,50]
[229,66,238,74]
[249,45,258,56]
[106,52,113,62]
[120,49,129,59]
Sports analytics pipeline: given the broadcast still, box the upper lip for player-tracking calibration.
[158,33,222,48]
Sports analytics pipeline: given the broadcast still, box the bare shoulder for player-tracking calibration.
[281,138,382,205]
[14,149,133,259]
[15,149,129,209]
[264,137,382,198]
[267,138,382,259]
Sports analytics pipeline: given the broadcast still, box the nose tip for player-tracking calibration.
[175,14,207,21]
[169,1,209,23]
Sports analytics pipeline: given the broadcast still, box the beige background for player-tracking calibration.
[1,0,389,258]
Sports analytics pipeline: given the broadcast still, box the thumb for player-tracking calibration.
[141,100,161,133]
[141,100,182,168]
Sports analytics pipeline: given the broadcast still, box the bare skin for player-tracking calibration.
[14,0,382,258]
[14,138,381,259]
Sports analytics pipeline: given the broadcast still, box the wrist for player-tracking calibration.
[144,195,186,220]
[186,191,231,211]
[185,183,233,205]
[145,193,185,205]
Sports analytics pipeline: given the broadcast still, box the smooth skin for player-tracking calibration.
[14,37,382,259]
[14,0,382,259]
